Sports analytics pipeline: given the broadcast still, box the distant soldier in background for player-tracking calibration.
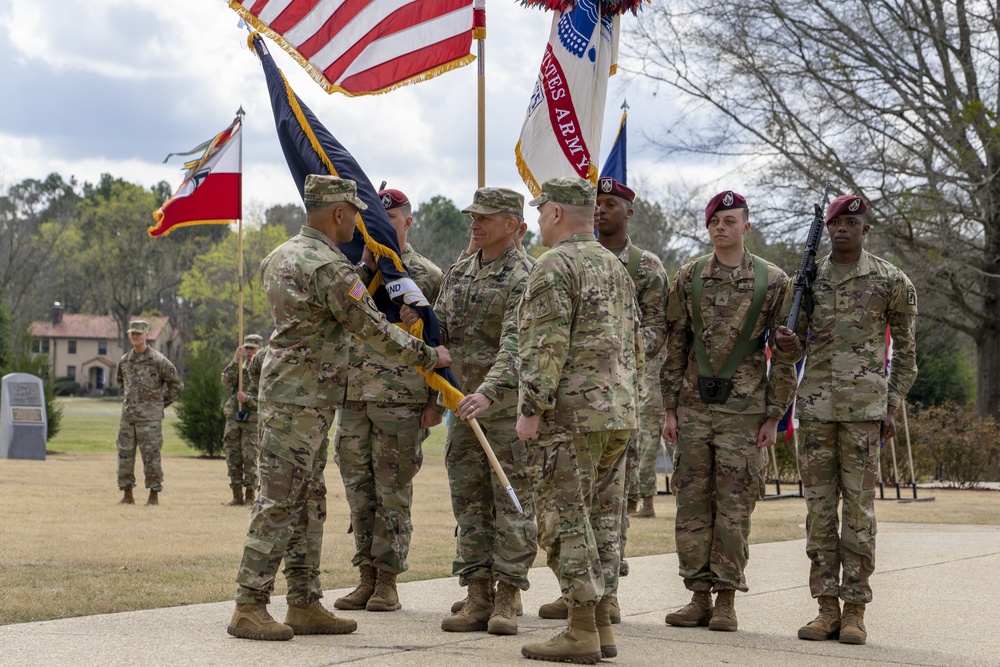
[116,319,182,506]
[775,194,918,646]
[333,187,444,614]
[221,334,265,506]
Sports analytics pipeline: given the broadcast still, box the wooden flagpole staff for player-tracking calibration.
[469,417,524,514]
[235,107,247,418]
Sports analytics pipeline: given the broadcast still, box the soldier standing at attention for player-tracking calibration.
[221,334,265,506]
[661,191,796,632]
[431,187,536,636]
[774,194,917,646]
[517,177,641,664]
[332,188,444,614]
[227,175,450,642]
[116,319,182,506]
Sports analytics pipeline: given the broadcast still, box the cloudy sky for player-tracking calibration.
[0,0,726,223]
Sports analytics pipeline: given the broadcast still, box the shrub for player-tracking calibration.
[907,402,1000,488]
[174,342,226,458]
[54,378,82,397]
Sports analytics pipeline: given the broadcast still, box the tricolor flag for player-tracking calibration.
[600,108,626,184]
[149,117,242,237]
[230,0,477,97]
[249,33,464,408]
[515,0,620,195]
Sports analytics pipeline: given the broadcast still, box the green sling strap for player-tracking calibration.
[625,245,643,281]
[690,253,769,380]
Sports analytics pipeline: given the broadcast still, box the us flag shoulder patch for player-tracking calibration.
[348,279,366,302]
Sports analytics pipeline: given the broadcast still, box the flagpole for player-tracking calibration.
[475,1,486,188]
[236,108,246,409]
[469,417,523,514]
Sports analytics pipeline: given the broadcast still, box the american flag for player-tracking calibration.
[230,0,478,96]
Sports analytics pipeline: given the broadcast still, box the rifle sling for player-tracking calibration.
[690,253,769,380]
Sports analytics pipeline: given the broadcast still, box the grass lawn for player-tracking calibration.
[0,398,996,625]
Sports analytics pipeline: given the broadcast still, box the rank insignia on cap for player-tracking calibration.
[722,191,734,207]
[381,193,392,209]
[600,178,613,193]
[348,279,366,302]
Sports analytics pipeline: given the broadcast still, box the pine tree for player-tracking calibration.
[174,342,226,457]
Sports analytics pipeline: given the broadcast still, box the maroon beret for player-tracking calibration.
[825,194,868,223]
[704,190,748,225]
[597,177,635,203]
[378,188,409,211]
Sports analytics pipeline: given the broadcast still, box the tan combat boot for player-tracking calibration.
[635,496,656,518]
[626,498,638,515]
[228,486,244,506]
[487,582,519,635]
[227,603,294,641]
[798,595,841,641]
[537,594,568,620]
[453,585,521,616]
[441,579,493,632]
[118,488,134,505]
[596,596,617,658]
[709,589,738,632]
[145,490,159,506]
[665,590,713,627]
[244,487,255,504]
[334,564,376,610]
[366,569,401,612]
[522,604,602,664]
[284,600,357,635]
[608,594,621,624]
[839,602,868,645]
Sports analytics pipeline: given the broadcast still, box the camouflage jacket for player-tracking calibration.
[116,346,182,422]
[435,241,533,421]
[345,245,444,405]
[258,226,437,409]
[221,347,265,421]
[613,237,668,412]
[661,249,796,418]
[776,251,918,422]
[518,233,641,433]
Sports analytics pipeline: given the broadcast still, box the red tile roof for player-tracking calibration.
[80,356,115,367]
[28,314,171,341]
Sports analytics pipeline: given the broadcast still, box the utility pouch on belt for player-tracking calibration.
[690,253,769,405]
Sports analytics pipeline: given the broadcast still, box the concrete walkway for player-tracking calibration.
[3,523,998,666]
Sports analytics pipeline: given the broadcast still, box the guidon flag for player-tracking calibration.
[229,0,479,96]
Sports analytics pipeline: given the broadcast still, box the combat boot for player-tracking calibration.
[228,486,244,506]
[596,596,617,658]
[665,590,713,627]
[537,595,568,620]
[145,490,159,506]
[453,585,521,616]
[334,564,376,610]
[366,569,401,612]
[709,589,738,632]
[284,600,357,635]
[636,496,656,518]
[487,582,520,635]
[227,603,294,641]
[521,604,602,664]
[626,498,638,515]
[441,579,493,632]
[839,602,868,645]
[244,487,255,504]
[798,595,841,641]
[608,594,621,624]
[118,488,134,505]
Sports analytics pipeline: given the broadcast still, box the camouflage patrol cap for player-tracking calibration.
[243,334,264,348]
[303,175,368,210]
[462,187,525,217]
[528,177,597,208]
[127,320,149,334]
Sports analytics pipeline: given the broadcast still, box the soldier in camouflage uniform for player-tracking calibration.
[775,194,917,646]
[432,187,536,637]
[662,191,796,632]
[517,177,641,664]
[115,319,182,507]
[332,188,444,614]
[221,334,265,506]
[227,175,450,642]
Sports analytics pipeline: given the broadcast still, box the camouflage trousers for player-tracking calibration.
[672,408,767,593]
[333,401,428,574]
[223,418,259,490]
[445,415,537,590]
[797,419,880,604]
[235,402,332,606]
[532,429,630,607]
[116,419,163,491]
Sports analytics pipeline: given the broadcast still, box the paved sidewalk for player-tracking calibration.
[3,522,998,666]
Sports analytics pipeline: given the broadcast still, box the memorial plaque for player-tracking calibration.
[1,373,47,460]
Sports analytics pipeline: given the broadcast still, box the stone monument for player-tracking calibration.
[1,373,48,460]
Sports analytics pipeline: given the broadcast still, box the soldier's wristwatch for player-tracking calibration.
[357,261,373,277]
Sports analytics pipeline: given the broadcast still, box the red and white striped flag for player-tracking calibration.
[230,0,478,96]
[515,0,619,195]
